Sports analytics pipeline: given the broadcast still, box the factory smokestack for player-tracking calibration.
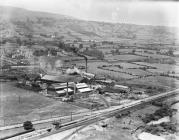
[76,52,88,73]
[70,47,88,72]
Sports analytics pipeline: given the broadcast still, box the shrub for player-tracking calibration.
[23,121,33,130]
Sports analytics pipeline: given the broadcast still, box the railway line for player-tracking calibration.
[7,88,178,140]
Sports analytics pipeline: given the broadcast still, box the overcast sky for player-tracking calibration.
[0,0,179,27]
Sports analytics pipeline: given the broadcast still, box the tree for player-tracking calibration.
[23,121,33,130]
[111,50,115,54]
[90,43,97,48]
[132,49,136,54]
[58,41,65,49]
[115,49,120,54]
[50,49,57,56]
[16,38,22,46]
[168,48,174,56]
[79,44,83,49]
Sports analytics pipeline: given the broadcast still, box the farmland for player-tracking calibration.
[72,47,179,83]
[75,46,179,96]
[134,62,179,75]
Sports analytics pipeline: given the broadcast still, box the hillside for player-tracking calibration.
[0,6,178,44]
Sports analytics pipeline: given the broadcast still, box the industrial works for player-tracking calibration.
[0,2,179,140]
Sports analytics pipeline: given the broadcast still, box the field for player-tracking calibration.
[111,62,142,69]
[105,54,146,61]
[0,82,88,126]
[134,62,179,74]
[75,61,137,79]
[98,48,113,54]
[103,66,150,76]
[135,52,173,59]
[123,76,179,91]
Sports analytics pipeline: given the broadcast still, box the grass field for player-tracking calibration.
[87,62,137,79]
[0,82,88,126]
[124,76,179,91]
[111,62,142,69]
[134,62,178,74]
[103,66,150,76]
[105,54,146,61]
[135,52,174,59]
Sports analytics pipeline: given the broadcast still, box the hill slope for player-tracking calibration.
[0,6,178,44]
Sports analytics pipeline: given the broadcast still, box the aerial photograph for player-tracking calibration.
[0,0,179,140]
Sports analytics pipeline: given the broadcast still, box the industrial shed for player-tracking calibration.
[41,74,83,83]
[41,74,83,97]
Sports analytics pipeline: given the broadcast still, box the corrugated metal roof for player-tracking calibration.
[41,74,82,83]
[78,88,93,93]
[114,85,129,89]
[50,82,74,89]
[56,88,73,94]
[76,83,88,89]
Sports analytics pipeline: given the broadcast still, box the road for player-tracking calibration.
[7,88,179,140]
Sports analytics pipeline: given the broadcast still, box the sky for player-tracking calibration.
[0,0,179,27]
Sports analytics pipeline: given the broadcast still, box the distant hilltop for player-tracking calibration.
[0,5,178,44]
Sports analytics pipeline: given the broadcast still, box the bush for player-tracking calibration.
[23,121,33,130]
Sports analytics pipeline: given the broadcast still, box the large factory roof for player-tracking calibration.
[41,74,83,83]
